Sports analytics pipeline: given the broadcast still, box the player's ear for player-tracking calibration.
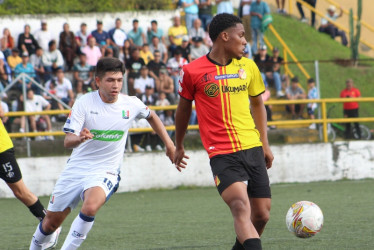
[220,31,229,42]
[95,76,101,88]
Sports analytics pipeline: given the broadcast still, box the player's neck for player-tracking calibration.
[208,48,232,66]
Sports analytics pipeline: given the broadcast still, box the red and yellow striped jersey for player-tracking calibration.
[178,55,265,158]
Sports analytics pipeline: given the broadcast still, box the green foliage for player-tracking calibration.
[0,0,173,14]
[1,179,373,249]
[349,0,363,63]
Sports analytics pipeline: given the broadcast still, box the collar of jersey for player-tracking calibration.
[206,53,232,66]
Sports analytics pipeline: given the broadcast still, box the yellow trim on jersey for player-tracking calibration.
[0,120,13,153]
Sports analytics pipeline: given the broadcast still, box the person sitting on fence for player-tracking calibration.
[318,5,348,46]
[307,78,318,129]
[285,76,306,119]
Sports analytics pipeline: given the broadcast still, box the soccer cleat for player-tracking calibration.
[43,226,62,249]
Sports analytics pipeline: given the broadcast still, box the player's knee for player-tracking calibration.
[253,210,270,225]
[229,199,249,217]
[81,204,100,217]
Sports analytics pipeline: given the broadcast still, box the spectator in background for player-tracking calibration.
[91,20,111,55]
[134,65,155,97]
[261,83,275,130]
[127,19,146,49]
[190,36,209,61]
[147,50,166,90]
[34,20,54,52]
[285,76,306,119]
[140,85,157,106]
[319,5,347,46]
[119,39,132,64]
[75,23,88,51]
[42,40,64,81]
[29,47,44,84]
[73,53,95,96]
[45,68,75,109]
[0,98,11,132]
[0,52,12,85]
[178,35,192,62]
[198,0,213,31]
[7,48,22,71]
[108,18,127,58]
[250,0,270,54]
[269,47,288,95]
[181,0,200,31]
[216,0,234,14]
[297,0,317,26]
[307,78,318,129]
[125,47,145,96]
[276,0,287,14]
[340,79,361,139]
[1,28,15,59]
[253,45,272,94]
[149,36,168,64]
[167,48,188,97]
[81,36,102,67]
[188,18,205,41]
[139,43,154,65]
[168,16,188,54]
[18,24,39,56]
[59,23,77,70]
[158,67,176,104]
[14,52,38,94]
[147,20,165,45]
[239,0,252,44]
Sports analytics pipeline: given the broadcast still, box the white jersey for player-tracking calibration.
[62,91,150,176]
[25,95,50,112]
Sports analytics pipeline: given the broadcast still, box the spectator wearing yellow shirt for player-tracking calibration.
[7,48,22,71]
[139,43,154,65]
[168,16,188,55]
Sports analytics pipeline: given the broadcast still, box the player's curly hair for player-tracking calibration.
[95,57,125,78]
[209,13,242,42]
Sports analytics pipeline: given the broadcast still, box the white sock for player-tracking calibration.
[29,222,54,250]
[61,212,95,250]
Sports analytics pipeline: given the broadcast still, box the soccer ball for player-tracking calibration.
[285,201,324,238]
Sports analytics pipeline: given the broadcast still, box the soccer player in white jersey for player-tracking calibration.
[29,57,188,250]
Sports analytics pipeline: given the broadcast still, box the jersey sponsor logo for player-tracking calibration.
[122,110,129,119]
[204,83,220,97]
[90,130,124,141]
[238,69,247,80]
[214,74,239,80]
[221,84,247,94]
[90,111,99,115]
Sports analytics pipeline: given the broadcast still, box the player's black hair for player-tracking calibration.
[209,13,242,42]
[95,57,125,78]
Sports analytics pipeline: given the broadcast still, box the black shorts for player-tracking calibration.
[210,147,271,198]
[0,148,23,183]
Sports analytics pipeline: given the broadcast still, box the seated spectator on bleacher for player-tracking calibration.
[42,40,64,81]
[45,68,75,109]
[147,20,165,45]
[1,28,15,59]
[119,39,132,64]
[20,89,53,140]
[168,16,188,54]
[0,52,12,85]
[188,18,205,41]
[17,24,39,56]
[34,20,55,52]
[190,36,209,61]
[59,23,77,70]
[75,22,88,51]
[158,67,176,104]
[254,45,284,98]
[81,36,102,67]
[147,50,166,90]
[7,48,22,71]
[73,53,94,96]
[285,76,306,119]
[91,20,111,55]
[139,43,154,65]
[270,47,288,92]
[127,19,146,49]
[14,52,39,94]
[149,36,168,64]
[140,85,157,106]
[167,48,188,97]
[134,65,155,97]
[29,47,44,83]
[318,5,348,46]
[261,83,276,130]
[125,47,145,96]
[178,35,192,62]
[108,18,127,58]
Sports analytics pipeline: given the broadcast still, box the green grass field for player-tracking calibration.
[1,179,373,249]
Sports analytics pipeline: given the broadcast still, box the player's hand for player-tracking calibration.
[173,146,189,172]
[263,144,274,169]
[79,128,93,142]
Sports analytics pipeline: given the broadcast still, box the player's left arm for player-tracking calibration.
[64,128,93,148]
[250,95,274,169]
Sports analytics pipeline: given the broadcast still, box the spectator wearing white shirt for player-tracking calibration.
[318,5,347,46]
[108,18,127,58]
[42,40,64,82]
[188,19,205,42]
[166,48,188,96]
[45,68,74,109]
[34,20,54,52]
[134,65,155,97]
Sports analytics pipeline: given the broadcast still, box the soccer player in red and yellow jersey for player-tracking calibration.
[174,13,274,250]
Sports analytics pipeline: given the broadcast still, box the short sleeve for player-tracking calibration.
[133,97,151,119]
[248,60,265,97]
[63,99,85,136]
[178,66,194,101]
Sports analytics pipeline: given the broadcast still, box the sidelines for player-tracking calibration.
[0,141,373,198]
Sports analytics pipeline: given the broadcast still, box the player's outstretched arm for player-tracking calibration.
[64,128,94,149]
[249,95,274,169]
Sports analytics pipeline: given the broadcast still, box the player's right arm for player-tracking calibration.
[64,128,93,148]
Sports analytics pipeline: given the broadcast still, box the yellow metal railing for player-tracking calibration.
[4,98,374,143]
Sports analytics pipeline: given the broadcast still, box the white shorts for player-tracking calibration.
[47,172,120,212]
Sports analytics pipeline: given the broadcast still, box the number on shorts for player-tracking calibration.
[2,162,13,173]
[103,178,113,190]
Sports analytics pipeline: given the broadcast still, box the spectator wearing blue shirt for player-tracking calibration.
[14,52,39,94]
[216,0,234,14]
[147,20,165,45]
[181,0,200,31]
[91,20,111,56]
[307,78,318,129]
[108,18,127,58]
[250,0,270,54]
[127,19,146,49]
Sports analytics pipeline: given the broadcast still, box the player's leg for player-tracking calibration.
[249,198,271,236]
